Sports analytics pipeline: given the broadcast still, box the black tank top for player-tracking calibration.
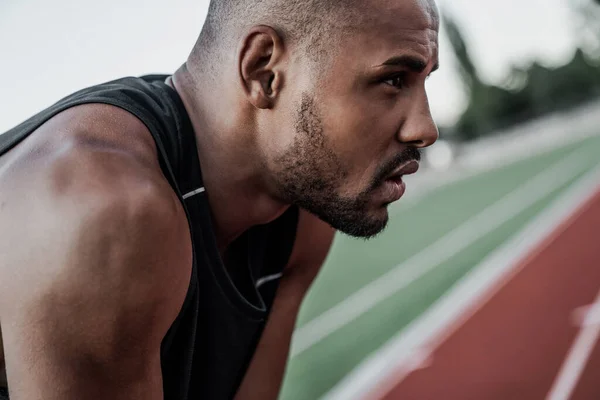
[0,75,299,400]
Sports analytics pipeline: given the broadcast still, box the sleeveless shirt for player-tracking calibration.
[0,75,299,400]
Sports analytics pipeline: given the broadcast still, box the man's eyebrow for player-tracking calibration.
[380,55,439,75]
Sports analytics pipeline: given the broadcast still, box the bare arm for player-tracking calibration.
[0,105,192,399]
[234,209,335,400]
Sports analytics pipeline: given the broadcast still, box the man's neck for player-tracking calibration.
[169,64,289,252]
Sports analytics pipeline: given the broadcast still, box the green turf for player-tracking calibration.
[280,135,600,400]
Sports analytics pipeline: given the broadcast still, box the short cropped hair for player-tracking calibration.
[194,0,364,72]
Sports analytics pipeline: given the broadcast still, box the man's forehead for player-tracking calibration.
[363,0,440,30]
[358,0,439,50]
[316,0,440,77]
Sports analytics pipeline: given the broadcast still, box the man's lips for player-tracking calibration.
[385,159,420,182]
[377,159,419,204]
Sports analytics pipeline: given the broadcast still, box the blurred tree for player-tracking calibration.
[443,9,600,142]
[571,0,600,57]
[442,13,492,140]
[442,13,481,92]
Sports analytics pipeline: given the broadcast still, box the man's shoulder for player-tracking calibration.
[2,102,162,195]
[0,102,192,315]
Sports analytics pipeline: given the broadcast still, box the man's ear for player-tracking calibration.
[238,26,285,109]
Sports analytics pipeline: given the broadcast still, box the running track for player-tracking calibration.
[371,188,600,399]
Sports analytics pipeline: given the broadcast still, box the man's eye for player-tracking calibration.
[384,73,407,89]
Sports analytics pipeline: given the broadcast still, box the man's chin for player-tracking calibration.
[293,195,389,238]
[332,212,389,239]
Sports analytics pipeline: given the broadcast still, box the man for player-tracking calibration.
[0,0,439,398]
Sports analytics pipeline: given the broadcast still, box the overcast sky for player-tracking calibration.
[0,0,582,132]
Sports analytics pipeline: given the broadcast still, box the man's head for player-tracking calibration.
[191,0,439,238]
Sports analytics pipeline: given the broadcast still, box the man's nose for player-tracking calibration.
[397,93,439,148]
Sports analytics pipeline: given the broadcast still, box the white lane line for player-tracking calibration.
[324,160,600,400]
[290,146,594,358]
[546,292,600,400]
[572,303,600,327]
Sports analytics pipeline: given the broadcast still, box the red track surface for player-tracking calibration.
[381,189,600,400]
